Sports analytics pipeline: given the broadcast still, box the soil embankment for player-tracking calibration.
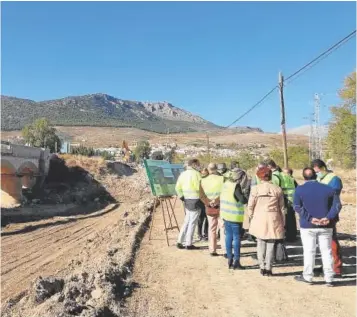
[1,157,153,317]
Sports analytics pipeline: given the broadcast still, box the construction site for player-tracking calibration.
[0,147,356,317]
[1,2,356,316]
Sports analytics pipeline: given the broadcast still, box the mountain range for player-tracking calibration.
[1,94,263,134]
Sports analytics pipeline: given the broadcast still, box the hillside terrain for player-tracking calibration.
[1,94,226,133]
[1,126,307,150]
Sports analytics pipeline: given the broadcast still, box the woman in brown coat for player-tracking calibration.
[247,167,286,276]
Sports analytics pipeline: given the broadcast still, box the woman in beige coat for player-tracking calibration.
[248,167,286,276]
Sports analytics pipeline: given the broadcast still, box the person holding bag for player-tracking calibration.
[201,163,224,256]
[248,167,286,276]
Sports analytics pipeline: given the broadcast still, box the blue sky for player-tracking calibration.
[1,1,356,132]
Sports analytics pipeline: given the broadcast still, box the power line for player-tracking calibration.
[226,86,278,128]
[285,30,356,83]
[226,29,356,128]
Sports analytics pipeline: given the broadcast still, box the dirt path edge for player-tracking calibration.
[1,199,156,317]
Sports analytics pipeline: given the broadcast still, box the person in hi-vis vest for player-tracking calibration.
[312,159,343,277]
[220,171,248,270]
[266,159,283,188]
[281,168,298,242]
[201,163,224,256]
[175,159,211,250]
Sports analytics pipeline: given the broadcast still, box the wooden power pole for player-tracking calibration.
[206,133,210,161]
[279,72,289,168]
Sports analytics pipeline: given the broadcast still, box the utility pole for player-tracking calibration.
[303,115,313,160]
[206,133,210,161]
[166,128,170,147]
[310,93,322,160]
[314,93,322,159]
[279,72,289,168]
[309,114,314,160]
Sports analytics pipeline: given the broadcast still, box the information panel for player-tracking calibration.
[144,159,184,197]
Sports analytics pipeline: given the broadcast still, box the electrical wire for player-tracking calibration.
[225,29,356,128]
[226,86,278,128]
[284,30,356,83]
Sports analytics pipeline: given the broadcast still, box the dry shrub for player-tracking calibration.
[59,155,108,179]
[57,154,150,202]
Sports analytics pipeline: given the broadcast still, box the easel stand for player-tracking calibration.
[148,196,180,246]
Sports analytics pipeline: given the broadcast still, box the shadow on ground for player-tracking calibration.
[1,204,119,237]
[242,230,356,286]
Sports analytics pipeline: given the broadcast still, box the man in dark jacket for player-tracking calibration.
[312,159,343,277]
[293,168,342,287]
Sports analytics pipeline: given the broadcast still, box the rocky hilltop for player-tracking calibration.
[1,93,262,134]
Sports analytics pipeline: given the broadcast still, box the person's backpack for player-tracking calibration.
[274,241,289,262]
[242,179,251,201]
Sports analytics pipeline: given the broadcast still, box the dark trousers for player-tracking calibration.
[197,203,208,238]
[285,203,297,242]
[332,226,342,274]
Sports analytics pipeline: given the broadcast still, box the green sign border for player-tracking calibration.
[144,159,184,197]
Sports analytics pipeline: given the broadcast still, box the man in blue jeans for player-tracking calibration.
[219,170,248,270]
[293,168,342,287]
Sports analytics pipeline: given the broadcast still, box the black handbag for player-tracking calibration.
[274,240,289,262]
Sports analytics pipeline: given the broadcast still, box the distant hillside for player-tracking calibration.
[1,94,220,133]
[229,126,263,133]
[287,125,328,137]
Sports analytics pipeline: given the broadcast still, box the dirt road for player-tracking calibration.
[124,201,356,317]
[1,203,124,303]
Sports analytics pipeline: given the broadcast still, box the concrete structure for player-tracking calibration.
[1,141,51,208]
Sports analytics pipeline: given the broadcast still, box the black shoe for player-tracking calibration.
[186,245,199,250]
[266,270,273,277]
[313,267,324,277]
[260,269,266,276]
[223,253,228,259]
[176,243,184,249]
[210,252,219,257]
[233,260,245,270]
[294,275,312,285]
[228,258,233,269]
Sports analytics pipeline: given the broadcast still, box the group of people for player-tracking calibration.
[175,157,343,286]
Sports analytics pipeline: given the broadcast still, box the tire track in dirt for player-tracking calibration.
[1,204,122,303]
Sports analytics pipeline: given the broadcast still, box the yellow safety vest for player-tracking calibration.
[201,174,224,200]
[281,174,295,203]
[220,181,245,223]
[222,170,231,182]
[318,172,336,186]
[175,168,201,199]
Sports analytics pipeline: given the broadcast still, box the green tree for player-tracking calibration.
[134,141,151,163]
[22,118,61,153]
[327,71,356,169]
[99,150,115,160]
[236,151,260,171]
[269,146,309,169]
[71,145,95,156]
